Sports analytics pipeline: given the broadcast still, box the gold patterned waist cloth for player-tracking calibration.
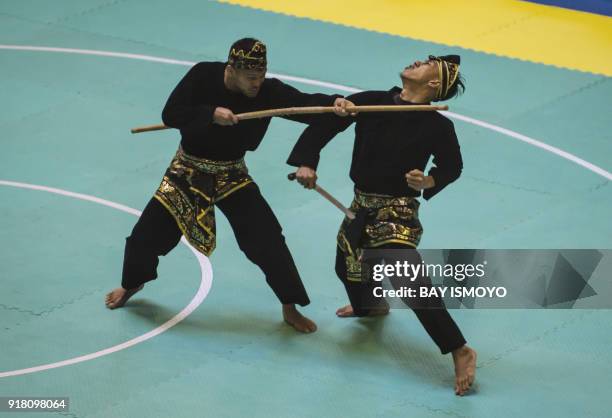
[338,189,423,281]
[176,147,247,174]
[154,147,252,256]
[352,188,420,210]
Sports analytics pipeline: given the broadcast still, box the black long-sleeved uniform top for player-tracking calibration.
[161,62,340,161]
[287,88,463,200]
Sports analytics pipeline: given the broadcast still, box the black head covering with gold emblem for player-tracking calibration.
[428,54,461,101]
[227,38,267,71]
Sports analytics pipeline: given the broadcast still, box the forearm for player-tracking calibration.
[423,123,463,200]
[162,103,215,129]
[423,175,436,190]
[270,78,341,124]
[287,115,351,169]
[422,167,461,200]
[286,141,322,169]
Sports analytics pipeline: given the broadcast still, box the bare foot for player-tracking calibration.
[282,304,317,333]
[105,285,144,309]
[335,304,390,318]
[452,345,477,396]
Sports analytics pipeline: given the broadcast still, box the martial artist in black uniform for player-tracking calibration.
[289,55,477,393]
[105,38,350,333]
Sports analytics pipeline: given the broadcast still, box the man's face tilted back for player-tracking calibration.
[401,58,439,82]
[400,57,441,100]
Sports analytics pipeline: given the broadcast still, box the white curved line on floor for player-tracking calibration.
[0,180,213,378]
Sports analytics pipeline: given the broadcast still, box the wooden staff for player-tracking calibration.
[130,104,448,134]
[287,173,355,220]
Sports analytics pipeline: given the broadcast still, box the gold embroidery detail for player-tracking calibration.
[337,189,423,282]
[154,148,252,256]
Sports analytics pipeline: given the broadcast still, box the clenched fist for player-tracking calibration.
[333,98,357,117]
[405,169,435,191]
[295,166,317,189]
[213,107,239,126]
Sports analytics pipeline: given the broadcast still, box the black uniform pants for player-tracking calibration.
[335,244,466,354]
[121,182,310,306]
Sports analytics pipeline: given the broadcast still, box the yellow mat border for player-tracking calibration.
[220,0,612,76]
